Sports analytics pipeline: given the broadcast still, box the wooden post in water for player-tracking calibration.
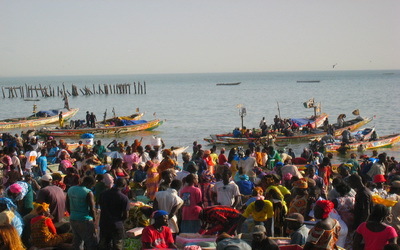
[144,81,146,94]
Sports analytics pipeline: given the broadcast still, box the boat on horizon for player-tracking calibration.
[216,82,241,86]
[297,80,321,83]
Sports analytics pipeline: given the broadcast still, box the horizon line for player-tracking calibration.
[1,68,399,79]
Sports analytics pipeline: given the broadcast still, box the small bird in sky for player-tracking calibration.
[332,63,338,68]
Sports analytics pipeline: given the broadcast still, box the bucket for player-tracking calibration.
[83,138,94,146]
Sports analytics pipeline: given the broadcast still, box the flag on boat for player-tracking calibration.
[303,98,314,108]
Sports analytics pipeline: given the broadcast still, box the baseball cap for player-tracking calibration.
[285,213,304,224]
[252,225,266,235]
[41,174,53,182]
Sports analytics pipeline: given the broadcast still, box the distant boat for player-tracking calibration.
[297,80,321,83]
[216,82,241,86]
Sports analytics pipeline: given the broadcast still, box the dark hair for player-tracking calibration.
[148,150,157,160]
[115,178,127,188]
[111,158,123,169]
[170,179,182,190]
[368,204,389,222]
[384,244,400,250]
[81,176,96,187]
[335,183,351,197]
[185,174,197,185]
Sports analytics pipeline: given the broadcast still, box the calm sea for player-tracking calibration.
[1,70,399,162]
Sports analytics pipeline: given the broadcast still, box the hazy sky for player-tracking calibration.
[1,0,399,77]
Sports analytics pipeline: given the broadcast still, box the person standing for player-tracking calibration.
[90,112,97,128]
[59,111,64,128]
[180,174,202,233]
[66,176,97,250]
[348,174,373,230]
[154,179,183,235]
[24,145,38,174]
[238,149,257,182]
[36,174,66,225]
[212,169,240,208]
[98,178,130,250]
[86,111,91,127]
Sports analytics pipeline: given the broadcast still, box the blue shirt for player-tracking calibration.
[37,156,47,175]
[236,180,254,196]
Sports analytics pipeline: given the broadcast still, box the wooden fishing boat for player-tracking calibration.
[274,116,373,142]
[297,80,321,83]
[325,133,400,152]
[216,82,241,86]
[290,113,328,129]
[102,112,144,123]
[210,113,328,141]
[0,108,79,129]
[39,119,163,137]
[205,133,276,145]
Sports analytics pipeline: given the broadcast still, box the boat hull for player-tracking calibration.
[275,117,373,142]
[0,108,79,129]
[40,119,163,137]
[325,133,400,152]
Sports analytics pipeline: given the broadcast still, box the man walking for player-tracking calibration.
[98,178,130,250]
[66,176,97,250]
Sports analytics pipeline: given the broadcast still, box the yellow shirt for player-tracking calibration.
[242,200,274,222]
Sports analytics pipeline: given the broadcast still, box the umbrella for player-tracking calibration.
[104,151,123,159]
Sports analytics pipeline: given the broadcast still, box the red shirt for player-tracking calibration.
[203,206,241,224]
[31,216,57,234]
[218,153,228,165]
[141,225,174,249]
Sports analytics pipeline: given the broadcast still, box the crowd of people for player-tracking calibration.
[0,132,399,250]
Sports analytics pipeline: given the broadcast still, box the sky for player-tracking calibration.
[0,0,399,77]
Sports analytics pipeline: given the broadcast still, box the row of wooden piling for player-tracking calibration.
[1,82,147,98]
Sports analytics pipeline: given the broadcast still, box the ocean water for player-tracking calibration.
[1,70,399,161]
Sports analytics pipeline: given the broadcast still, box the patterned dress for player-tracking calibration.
[288,195,308,217]
[30,216,72,248]
[146,161,160,200]
[306,219,341,249]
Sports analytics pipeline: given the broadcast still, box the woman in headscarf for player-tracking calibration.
[304,200,341,250]
[5,181,33,216]
[199,170,215,208]
[158,149,177,174]
[288,179,309,217]
[30,202,73,248]
[0,197,24,236]
[228,148,239,178]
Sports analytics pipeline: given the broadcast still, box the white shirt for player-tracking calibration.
[25,150,38,170]
[155,188,183,233]
[238,157,257,178]
[213,181,240,207]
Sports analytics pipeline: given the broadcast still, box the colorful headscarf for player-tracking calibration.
[5,181,28,201]
[201,170,215,183]
[0,198,17,210]
[315,200,334,219]
[33,202,50,214]
[293,178,308,189]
